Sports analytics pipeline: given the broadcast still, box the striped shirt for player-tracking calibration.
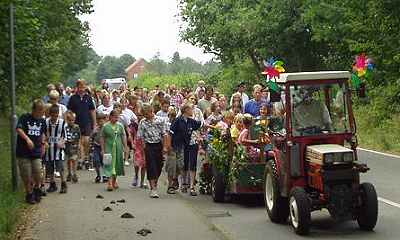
[46,118,66,161]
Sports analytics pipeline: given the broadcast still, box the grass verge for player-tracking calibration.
[355,109,400,155]
[0,117,26,240]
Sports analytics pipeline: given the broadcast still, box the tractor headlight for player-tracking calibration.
[324,153,334,164]
[343,152,354,162]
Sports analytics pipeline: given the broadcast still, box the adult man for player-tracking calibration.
[292,87,332,136]
[67,80,96,169]
[244,84,266,117]
[16,99,47,204]
[197,86,217,113]
[43,84,56,103]
[230,82,249,107]
[55,83,70,106]
[48,90,67,118]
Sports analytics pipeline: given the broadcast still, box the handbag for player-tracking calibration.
[103,153,112,165]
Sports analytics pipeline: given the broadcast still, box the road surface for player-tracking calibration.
[23,149,400,240]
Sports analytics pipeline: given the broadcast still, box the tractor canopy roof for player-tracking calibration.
[276,71,350,84]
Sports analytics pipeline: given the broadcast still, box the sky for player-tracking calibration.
[81,0,214,63]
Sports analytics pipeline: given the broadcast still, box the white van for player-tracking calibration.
[104,78,126,90]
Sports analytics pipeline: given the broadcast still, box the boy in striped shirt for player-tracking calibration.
[45,104,68,193]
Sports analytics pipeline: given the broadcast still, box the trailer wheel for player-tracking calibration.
[264,161,289,223]
[211,166,225,203]
[289,187,311,235]
[357,182,378,231]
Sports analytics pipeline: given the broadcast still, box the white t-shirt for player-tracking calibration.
[120,108,137,127]
[97,104,114,115]
[58,104,67,118]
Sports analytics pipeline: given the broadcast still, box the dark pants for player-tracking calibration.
[184,144,199,171]
[145,142,164,181]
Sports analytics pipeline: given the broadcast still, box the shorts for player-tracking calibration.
[18,157,42,183]
[93,146,103,168]
[165,148,184,178]
[80,124,93,137]
[184,144,199,172]
[65,153,78,161]
[45,160,65,175]
[144,142,164,181]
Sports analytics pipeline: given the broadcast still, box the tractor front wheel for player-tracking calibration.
[289,187,311,235]
[264,161,289,223]
[357,182,378,231]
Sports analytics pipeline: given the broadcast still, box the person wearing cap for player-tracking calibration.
[230,82,249,107]
[43,84,56,103]
[244,84,265,117]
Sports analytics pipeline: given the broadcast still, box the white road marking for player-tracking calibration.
[378,197,400,209]
[358,148,400,159]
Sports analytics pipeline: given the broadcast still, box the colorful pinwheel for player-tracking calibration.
[351,53,374,89]
[261,57,286,92]
[262,57,286,80]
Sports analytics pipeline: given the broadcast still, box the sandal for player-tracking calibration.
[167,187,176,194]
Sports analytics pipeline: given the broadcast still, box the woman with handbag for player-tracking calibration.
[101,110,129,191]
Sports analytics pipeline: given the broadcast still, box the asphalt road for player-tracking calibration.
[179,149,400,240]
[23,149,400,240]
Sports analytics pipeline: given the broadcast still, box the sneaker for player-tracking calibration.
[95,176,101,183]
[140,183,149,189]
[60,182,67,194]
[190,187,198,196]
[131,177,138,187]
[84,161,90,170]
[66,174,72,182]
[40,185,47,197]
[46,182,58,193]
[72,174,78,183]
[150,190,159,198]
[124,161,130,166]
[77,162,83,170]
[33,188,42,203]
[55,171,61,178]
[25,193,36,204]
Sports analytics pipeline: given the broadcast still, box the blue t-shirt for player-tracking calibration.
[16,113,47,159]
[244,99,265,117]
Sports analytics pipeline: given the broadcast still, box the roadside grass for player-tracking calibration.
[0,117,26,240]
[355,109,400,155]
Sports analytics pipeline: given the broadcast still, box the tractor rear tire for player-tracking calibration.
[211,166,225,203]
[289,187,311,235]
[264,161,289,223]
[357,182,378,231]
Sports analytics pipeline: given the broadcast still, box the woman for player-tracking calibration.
[230,92,243,113]
[101,110,128,191]
[97,93,113,116]
[218,94,228,112]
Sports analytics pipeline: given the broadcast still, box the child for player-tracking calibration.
[45,104,67,193]
[216,111,235,134]
[170,103,203,196]
[237,114,260,161]
[205,101,222,127]
[65,111,81,183]
[91,112,107,183]
[131,106,147,188]
[230,113,244,142]
[156,99,170,119]
[138,103,169,198]
[165,107,183,194]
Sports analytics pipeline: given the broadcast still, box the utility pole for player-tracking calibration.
[10,3,18,191]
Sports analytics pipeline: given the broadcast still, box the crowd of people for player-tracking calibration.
[16,78,285,203]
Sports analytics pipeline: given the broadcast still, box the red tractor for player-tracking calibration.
[264,71,378,235]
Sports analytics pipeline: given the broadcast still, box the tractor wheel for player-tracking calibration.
[289,187,311,235]
[357,182,378,231]
[264,161,289,223]
[211,166,225,203]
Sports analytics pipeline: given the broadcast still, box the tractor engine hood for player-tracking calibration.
[306,144,354,165]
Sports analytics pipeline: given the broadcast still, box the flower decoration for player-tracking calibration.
[351,53,374,89]
[261,57,285,92]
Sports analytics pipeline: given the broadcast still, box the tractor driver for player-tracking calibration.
[292,86,332,136]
